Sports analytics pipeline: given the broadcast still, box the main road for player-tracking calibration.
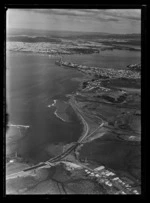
[6,97,104,179]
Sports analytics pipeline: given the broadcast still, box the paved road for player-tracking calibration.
[6,98,104,179]
[69,97,89,142]
[6,143,80,179]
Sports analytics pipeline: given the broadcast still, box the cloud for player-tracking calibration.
[34,9,140,21]
[7,9,141,34]
[80,9,141,21]
[22,9,88,17]
[96,15,119,22]
[21,9,123,22]
[101,9,141,21]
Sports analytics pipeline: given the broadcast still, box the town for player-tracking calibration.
[7,34,141,56]
[62,161,140,194]
[6,40,100,55]
[55,58,141,80]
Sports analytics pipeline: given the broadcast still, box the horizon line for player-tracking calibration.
[7,27,141,35]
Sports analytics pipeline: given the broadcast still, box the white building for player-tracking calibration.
[94,166,105,171]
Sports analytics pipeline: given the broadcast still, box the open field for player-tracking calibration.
[79,135,141,181]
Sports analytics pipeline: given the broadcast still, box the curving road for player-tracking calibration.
[6,97,104,179]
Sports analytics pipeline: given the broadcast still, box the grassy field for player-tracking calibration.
[79,135,141,181]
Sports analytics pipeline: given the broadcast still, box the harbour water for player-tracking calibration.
[6,49,140,164]
[6,52,84,164]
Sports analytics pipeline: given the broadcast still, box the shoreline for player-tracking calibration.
[52,99,70,122]
[54,109,66,122]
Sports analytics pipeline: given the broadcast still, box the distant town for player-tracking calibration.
[55,58,141,79]
[7,33,141,56]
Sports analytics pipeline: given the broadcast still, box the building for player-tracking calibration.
[94,166,105,171]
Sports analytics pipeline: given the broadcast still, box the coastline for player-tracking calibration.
[52,100,71,122]
[54,110,66,122]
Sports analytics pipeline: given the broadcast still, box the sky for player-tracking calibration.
[7,9,141,34]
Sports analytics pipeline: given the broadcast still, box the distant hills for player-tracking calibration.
[127,64,141,71]
[7,28,140,40]
[7,29,140,47]
[7,36,62,43]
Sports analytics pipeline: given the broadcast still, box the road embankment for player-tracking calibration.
[68,97,89,142]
